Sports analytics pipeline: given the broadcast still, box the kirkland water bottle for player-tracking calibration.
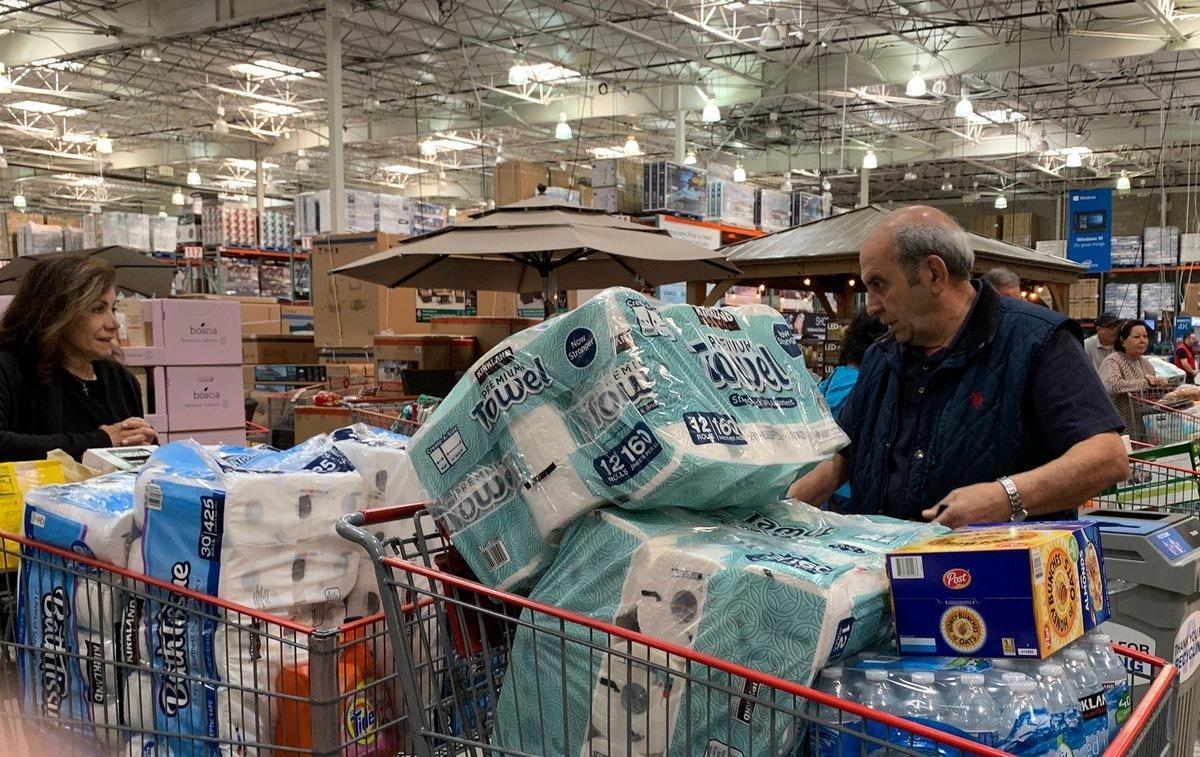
[1084,634,1132,737]
[1064,648,1109,756]
[1034,663,1084,753]
[997,678,1053,752]
[984,667,1027,697]
[809,667,862,757]
[887,671,945,755]
[859,668,897,747]
[945,672,1004,746]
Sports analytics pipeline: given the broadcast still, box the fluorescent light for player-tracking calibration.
[974,108,1024,125]
[1065,148,1083,168]
[231,59,320,80]
[862,149,877,170]
[994,194,1007,209]
[383,164,424,175]
[954,96,973,119]
[94,133,112,154]
[555,113,572,141]
[590,146,627,159]
[623,135,640,155]
[172,189,185,205]
[701,98,721,123]
[222,177,256,189]
[684,150,697,165]
[10,100,68,114]
[520,62,581,83]
[1117,171,1131,191]
[906,65,926,97]
[0,1,29,9]
[227,158,278,170]
[733,163,747,182]
[59,132,92,144]
[186,168,201,186]
[428,136,479,151]
[251,102,301,116]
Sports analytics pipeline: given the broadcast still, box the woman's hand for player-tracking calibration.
[101,417,158,447]
[1148,375,1169,388]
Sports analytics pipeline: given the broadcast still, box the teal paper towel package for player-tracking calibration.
[404,288,848,590]
[493,502,944,756]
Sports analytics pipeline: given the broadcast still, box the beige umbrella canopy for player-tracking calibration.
[332,191,740,315]
[0,246,176,297]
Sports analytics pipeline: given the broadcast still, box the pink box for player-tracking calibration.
[157,365,244,431]
[124,299,242,366]
[161,428,247,445]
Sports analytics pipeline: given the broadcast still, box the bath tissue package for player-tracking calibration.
[405,288,847,591]
[330,423,414,509]
[495,502,935,756]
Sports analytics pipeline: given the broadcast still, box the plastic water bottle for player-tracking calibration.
[1034,663,1084,753]
[945,672,1004,746]
[1064,648,1110,756]
[1084,634,1132,737]
[984,667,1027,697]
[888,671,945,754]
[859,669,897,747]
[810,667,862,757]
[997,678,1053,751]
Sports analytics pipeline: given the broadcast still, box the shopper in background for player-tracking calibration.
[1175,330,1198,382]
[1100,319,1168,432]
[1084,312,1120,372]
[817,309,886,509]
[982,267,1022,299]
[788,206,1128,528]
[0,256,156,461]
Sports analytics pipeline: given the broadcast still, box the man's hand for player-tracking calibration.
[921,481,1010,528]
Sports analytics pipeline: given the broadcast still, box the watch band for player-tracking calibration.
[998,475,1027,522]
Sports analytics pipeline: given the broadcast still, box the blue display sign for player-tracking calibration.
[1177,316,1195,342]
[1067,188,1113,273]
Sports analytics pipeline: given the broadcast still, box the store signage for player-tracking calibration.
[1067,188,1113,273]
[1176,315,1195,341]
[795,311,829,341]
[658,218,721,250]
[1103,621,1157,678]
[1175,609,1200,682]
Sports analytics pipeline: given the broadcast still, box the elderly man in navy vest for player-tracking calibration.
[789,206,1129,527]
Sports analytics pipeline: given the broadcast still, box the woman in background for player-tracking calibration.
[1099,319,1167,435]
[816,309,886,509]
[0,256,156,461]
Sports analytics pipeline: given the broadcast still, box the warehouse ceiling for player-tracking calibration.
[2,0,1200,213]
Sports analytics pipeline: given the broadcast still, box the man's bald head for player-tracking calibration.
[863,205,974,285]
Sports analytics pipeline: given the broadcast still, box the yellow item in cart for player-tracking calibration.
[0,460,65,569]
[887,523,1110,659]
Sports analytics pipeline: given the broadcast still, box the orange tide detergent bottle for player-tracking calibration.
[274,620,398,755]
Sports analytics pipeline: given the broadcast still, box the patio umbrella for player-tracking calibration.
[0,246,176,297]
[332,192,741,316]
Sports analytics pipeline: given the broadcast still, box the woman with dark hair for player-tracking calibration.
[818,309,888,417]
[0,256,156,461]
[1099,319,1167,432]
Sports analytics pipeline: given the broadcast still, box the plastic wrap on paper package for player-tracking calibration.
[404,288,848,591]
[23,471,138,568]
[493,502,944,757]
[329,424,417,509]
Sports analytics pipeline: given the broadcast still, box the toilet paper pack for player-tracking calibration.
[406,288,846,590]
[495,504,921,757]
[329,424,419,510]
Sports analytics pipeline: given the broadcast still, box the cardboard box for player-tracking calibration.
[430,317,540,355]
[0,460,66,569]
[887,523,1109,659]
[281,304,314,335]
[326,363,374,390]
[241,320,286,336]
[311,232,519,348]
[160,428,247,445]
[496,160,549,206]
[122,299,242,366]
[374,335,456,370]
[242,335,319,365]
[117,297,150,347]
[159,366,245,431]
[293,405,352,443]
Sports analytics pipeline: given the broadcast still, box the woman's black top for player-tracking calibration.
[0,350,144,461]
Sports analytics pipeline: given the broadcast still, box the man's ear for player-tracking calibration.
[925,254,951,293]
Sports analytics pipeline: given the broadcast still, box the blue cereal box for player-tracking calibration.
[887,524,1109,659]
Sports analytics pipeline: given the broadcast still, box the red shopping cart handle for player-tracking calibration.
[356,502,431,525]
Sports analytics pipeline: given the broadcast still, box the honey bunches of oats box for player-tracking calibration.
[886,524,1111,659]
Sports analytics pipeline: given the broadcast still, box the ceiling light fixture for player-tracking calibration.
[862,148,878,170]
[420,137,438,157]
[765,112,782,140]
[213,118,230,135]
[684,150,697,165]
[954,93,973,119]
[555,113,572,141]
[139,44,163,63]
[781,176,793,192]
[508,58,529,86]
[89,202,101,214]
[905,65,926,97]
[0,64,11,95]
[624,134,640,155]
[11,192,25,209]
[1065,148,1083,168]
[186,168,201,186]
[1116,171,1131,191]
[701,98,721,124]
[994,194,1007,209]
[171,189,185,205]
[821,177,831,191]
[294,156,310,171]
[94,133,113,154]
[158,210,168,218]
[733,163,747,182]
[761,22,781,46]
[904,170,918,181]
[448,206,458,219]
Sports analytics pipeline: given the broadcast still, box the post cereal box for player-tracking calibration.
[887,523,1110,659]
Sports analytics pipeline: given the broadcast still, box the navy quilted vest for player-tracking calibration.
[843,282,1080,520]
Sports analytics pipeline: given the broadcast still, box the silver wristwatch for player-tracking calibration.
[998,475,1027,522]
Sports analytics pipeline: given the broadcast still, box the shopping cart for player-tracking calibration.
[349,395,442,437]
[338,504,1180,757]
[0,527,424,755]
[1128,386,1200,446]
[1091,453,1200,513]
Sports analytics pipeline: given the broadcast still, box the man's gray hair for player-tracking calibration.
[893,223,974,284]
[982,267,1021,291]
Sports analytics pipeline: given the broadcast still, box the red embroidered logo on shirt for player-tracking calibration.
[969,391,984,409]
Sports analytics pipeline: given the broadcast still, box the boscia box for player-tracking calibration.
[886,522,1110,659]
[122,299,242,366]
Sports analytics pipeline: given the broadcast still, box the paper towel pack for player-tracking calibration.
[495,503,941,757]
[405,288,847,590]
